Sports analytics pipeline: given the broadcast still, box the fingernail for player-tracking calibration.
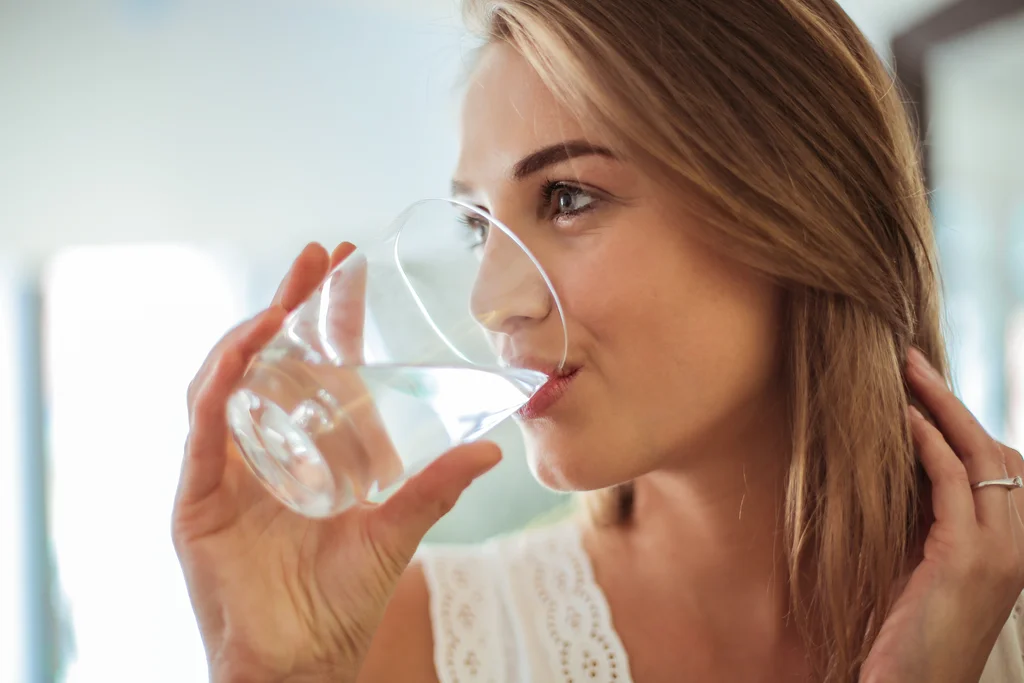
[908,405,924,421]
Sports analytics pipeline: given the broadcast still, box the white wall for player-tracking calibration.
[0,0,471,266]
[0,0,959,269]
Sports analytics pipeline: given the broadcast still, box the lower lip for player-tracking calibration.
[518,368,579,420]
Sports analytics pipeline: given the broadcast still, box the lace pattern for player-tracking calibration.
[514,526,630,681]
[421,525,631,682]
[420,545,508,683]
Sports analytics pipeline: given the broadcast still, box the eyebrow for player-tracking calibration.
[451,139,616,197]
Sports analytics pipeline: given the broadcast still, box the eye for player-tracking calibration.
[457,211,490,250]
[545,182,598,218]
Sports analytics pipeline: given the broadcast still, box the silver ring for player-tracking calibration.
[970,476,1024,491]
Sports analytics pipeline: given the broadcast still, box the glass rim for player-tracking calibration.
[390,197,569,373]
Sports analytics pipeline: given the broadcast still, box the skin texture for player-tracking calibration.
[175,43,1024,683]
[454,44,788,495]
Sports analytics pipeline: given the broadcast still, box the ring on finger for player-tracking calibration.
[970,476,1024,491]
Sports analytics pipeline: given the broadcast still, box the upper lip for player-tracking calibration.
[502,355,580,378]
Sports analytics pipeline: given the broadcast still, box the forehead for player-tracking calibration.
[456,43,595,181]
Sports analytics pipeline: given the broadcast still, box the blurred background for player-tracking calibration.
[0,0,1022,681]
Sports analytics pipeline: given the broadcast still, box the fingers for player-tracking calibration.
[179,306,286,505]
[186,242,332,416]
[187,310,283,421]
[907,348,1008,526]
[324,253,367,364]
[909,406,977,529]
[1003,445,1024,476]
[180,241,353,509]
[368,441,502,563]
[907,348,1004,478]
[330,242,357,270]
[272,243,332,312]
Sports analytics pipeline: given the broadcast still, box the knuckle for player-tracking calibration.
[431,490,460,520]
[218,348,244,379]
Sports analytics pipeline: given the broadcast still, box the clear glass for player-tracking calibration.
[227,198,568,518]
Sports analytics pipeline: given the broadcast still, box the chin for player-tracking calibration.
[520,423,637,493]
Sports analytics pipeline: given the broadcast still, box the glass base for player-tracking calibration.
[227,389,346,518]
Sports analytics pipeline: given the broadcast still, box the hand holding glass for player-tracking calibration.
[227,198,567,517]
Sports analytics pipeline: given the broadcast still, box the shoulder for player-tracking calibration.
[416,523,590,683]
[358,526,566,683]
[358,561,438,683]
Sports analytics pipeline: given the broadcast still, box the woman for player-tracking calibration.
[172,0,1024,681]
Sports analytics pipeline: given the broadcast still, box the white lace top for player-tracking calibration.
[418,523,631,683]
[417,523,1024,683]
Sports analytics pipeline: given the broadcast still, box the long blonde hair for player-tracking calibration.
[463,0,948,680]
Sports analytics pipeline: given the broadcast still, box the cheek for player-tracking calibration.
[579,236,782,448]
[523,215,783,490]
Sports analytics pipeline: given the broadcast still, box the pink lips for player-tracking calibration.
[518,367,580,420]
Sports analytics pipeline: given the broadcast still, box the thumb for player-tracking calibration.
[369,441,502,562]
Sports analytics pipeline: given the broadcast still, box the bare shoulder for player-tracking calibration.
[358,561,438,683]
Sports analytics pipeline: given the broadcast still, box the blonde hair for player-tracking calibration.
[463,0,948,680]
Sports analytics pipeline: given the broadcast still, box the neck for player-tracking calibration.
[627,395,793,624]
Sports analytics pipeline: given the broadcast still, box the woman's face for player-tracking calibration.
[454,43,785,491]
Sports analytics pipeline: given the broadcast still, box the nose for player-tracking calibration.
[469,226,553,336]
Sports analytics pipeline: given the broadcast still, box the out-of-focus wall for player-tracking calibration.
[929,12,1024,447]
[0,1,467,264]
[0,0,569,545]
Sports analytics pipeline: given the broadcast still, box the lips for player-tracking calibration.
[517,366,580,420]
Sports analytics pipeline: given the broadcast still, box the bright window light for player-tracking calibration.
[44,245,247,683]
[1008,309,1024,452]
[0,269,26,683]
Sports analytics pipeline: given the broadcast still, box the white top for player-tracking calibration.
[418,523,1024,683]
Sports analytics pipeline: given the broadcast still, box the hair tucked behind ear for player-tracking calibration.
[463,0,947,680]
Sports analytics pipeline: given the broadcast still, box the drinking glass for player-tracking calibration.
[226,198,567,517]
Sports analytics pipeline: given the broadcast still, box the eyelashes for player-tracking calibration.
[457,180,603,250]
[541,181,599,220]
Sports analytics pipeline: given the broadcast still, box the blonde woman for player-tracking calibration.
[172,1,1024,681]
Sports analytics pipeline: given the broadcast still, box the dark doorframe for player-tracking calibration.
[890,0,1024,187]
